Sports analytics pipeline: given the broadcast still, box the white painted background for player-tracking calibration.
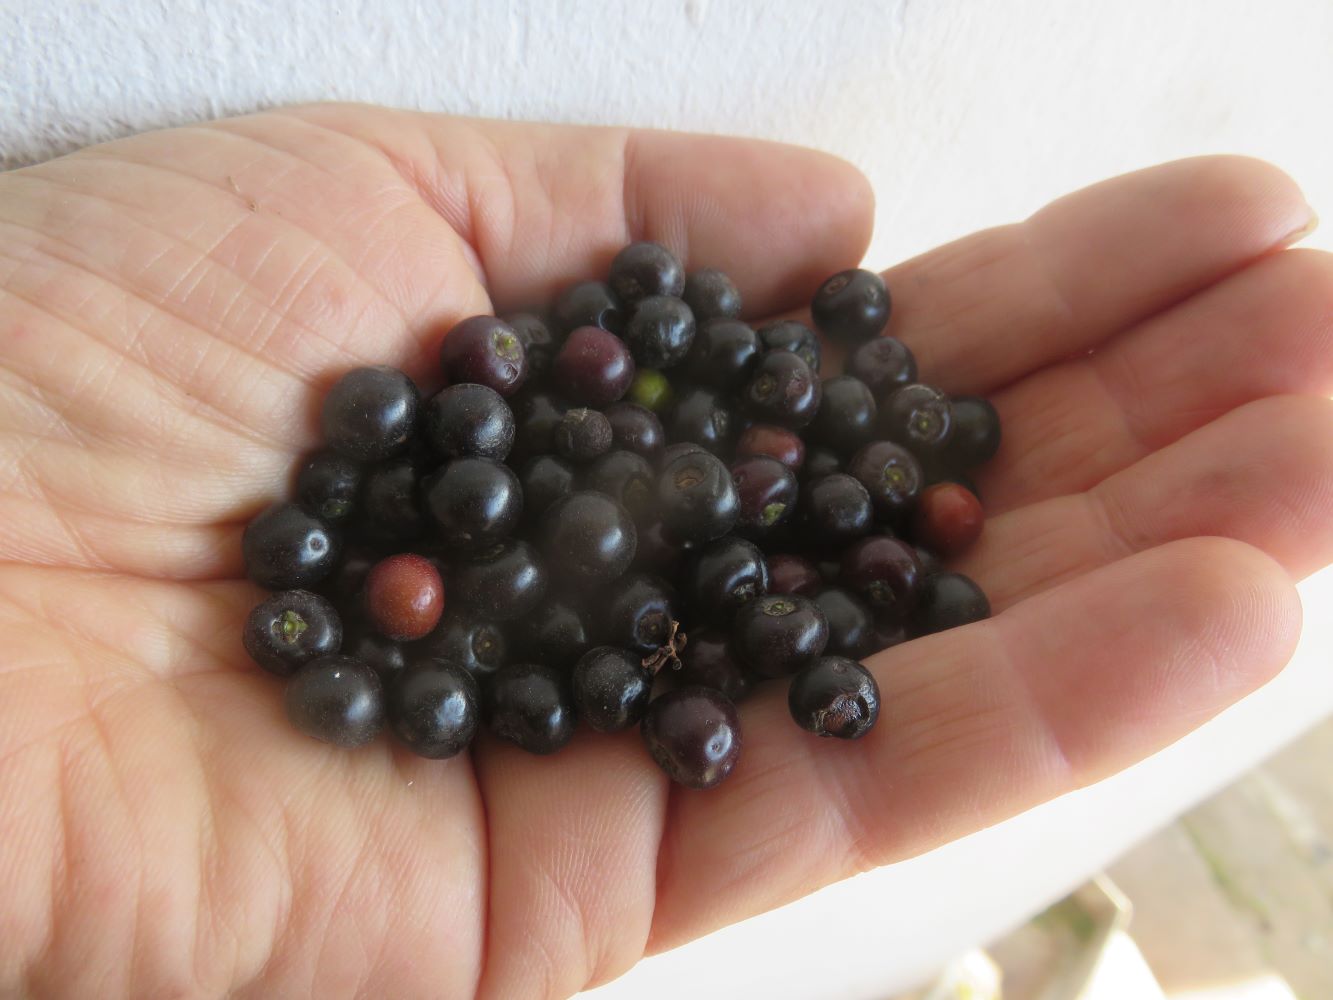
[3,1,1331,995]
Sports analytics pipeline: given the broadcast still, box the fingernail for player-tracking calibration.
[1283,207,1319,244]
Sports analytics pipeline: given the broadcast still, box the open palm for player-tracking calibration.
[2,105,1331,999]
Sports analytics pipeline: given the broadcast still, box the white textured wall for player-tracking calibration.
[3,1,1332,995]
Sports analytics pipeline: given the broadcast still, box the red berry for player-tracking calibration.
[913,482,984,555]
[364,554,445,641]
[735,423,805,469]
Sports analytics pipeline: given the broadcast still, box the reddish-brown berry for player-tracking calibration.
[364,553,445,641]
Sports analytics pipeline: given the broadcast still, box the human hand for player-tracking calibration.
[2,105,1330,998]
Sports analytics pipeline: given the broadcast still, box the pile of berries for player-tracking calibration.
[241,242,999,789]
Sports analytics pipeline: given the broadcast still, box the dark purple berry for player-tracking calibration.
[840,535,922,626]
[732,593,828,678]
[812,587,876,658]
[767,553,823,597]
[633,518,692,578]
[676,629,751,702]
[682,268,742,322]
[604,401,665,459]
[321,366,419,462]
[658,441,710,469]
[554,325,636,407]
[811,268,890,345]
[624,295,695,369]
[667,386,736,454]
[684,318,760,390]
[504,311,558,382]
[743,350,821,429]
[446,539,546,622]
[799,473,873,547]
[296,450,361,524]
[419,613,507,684]
[789,656,880,739]
[915,572,991,634]
[599,573,678,655]
[518,454,577,524]
[583,449,656,521]
[510,391,569,463]
[641,686,741,789]
[243,502,340,590]
[388,660,480,759]
[809,375,877,455]
[657,450,739,544]
[553,407,614,463]
[571,647,653,733]
[358,458,425,542]
[730,455,797,538]
[609,241,685,304]
[422,458,522,550]
[879,383,954,459]
[243,590,342,677]
[425,383,515,461]
[284,654,384,748]
[946,396,1002,468]
[756,319,821,372]
[516,600,590,671]
[847,440,924,522]
[538,491,637,584]
[687,537,769,626]
[343,626,408,681]
[439,316,528,397]
[847,337,917,397]
[803,445,843,480]
[487,662,576,754]
[552,280,625,336]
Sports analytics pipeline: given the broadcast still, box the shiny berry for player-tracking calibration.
[419,613,507,684]
[518,454,577,524]
[552,280,625,336]
[624,295,695,369]
[657,450,740,544]
[539,491,637,584]
[799,473,873,547]
[357,458,425,542]
[688,537,769,625]
[609,241,685,304]
[730,455,797,538]
[914,482,985,555]
[439,316,527,396]
[641,687,742,789]
[388,660,480,759]
[847,337,918,397]
[916,572,991,634]
[487,662,576,755]
[743,350,821,429]
[735,423,805,469]
[813,587,877,658]
[446,539,546,622]
[732,593,828,679]
[554,325,636,406]
[668,386,736,454]
[243,502,340,590]
[684,318,760,390]
[604,401,665,459]
[946,396,1002,468]
[571,647,653,733]
[321,365,419,462]
[683,268,742,322]
[422,458,522,550]
[284,654,384,748]
[789,656,880,739]
[363,553,444,641]
[809,375,877,455]
[879,383,954,459]
[504,311,558,382]
[811,268,890,345]
[343,626,408,681]
[243,589,342,677]
[676,629,751,702]
[425,383,515,461]
[767,553,823,597]
[296,450,361,523]
[553,407,614,463]
[516,600,590,671]
[756,319,821,372]
[840,535,922,625]
[510,391,569,463]
[583,449,656,521]
[600,573,678,655]
[847,440,924,523]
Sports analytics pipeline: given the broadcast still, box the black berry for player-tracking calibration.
[916,572,991,634]
[687,537,769,625]
[552,280,625,336]
[624,295,695,369]
[425,383,515,461]
[812,587,877,658]
[729,455,798,538]
[487,662,576,755]
[321,365,419,462]
[538,491,637,584]
[583,449,656,521]
[743,350,821,429]
[682,268,742,322]
[516,599,591,671]
[296,450,362,524]
[284,654,384,748]
[657,450,740,544]
[243,589,342,677]
[879,384,954,459]
[447,539,547,622]
[946,396,1002,468]
[571,647,653,733]
[799,473,873,547]
[599,573,678,656]
[811,268,890,345]
[609,241,685,304]
[808,375,877,455]
[554,325,636,407]
[553,407,614,463]
[684,318,760,390]
[756,319,821,372]
[604,401,665,459]
[439,316,528,397]
[641,687,742,789]
[732,593,828,678]
[789,656,880,739]
[518,454,577,524]
[847,440,924,523]
[357,458,425,541]
[243,502,340,590]
[419,612,507,685]
[667,386,736,454]
[676,629,751,702]
[388,659,480,758]
[839,535,922,626]
[847,337,917,397]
